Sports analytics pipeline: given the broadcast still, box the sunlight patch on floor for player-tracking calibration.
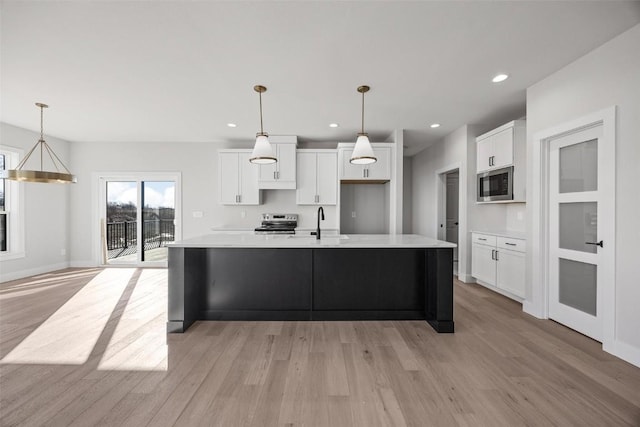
[1,269,134,365]
[98,269,168,371]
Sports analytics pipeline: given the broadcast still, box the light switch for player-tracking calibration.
[352,211,357,218]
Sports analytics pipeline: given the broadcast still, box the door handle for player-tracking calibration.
[585,240,604,248]
[454,222,459,225]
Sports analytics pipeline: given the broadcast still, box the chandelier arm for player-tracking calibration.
[14,141,41,170]
[42,142,61,172]
[42,141,72,174]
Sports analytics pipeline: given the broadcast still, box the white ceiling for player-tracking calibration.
[2,1,639,156]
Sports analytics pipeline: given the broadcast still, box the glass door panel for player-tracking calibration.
[106,181,138,264]
[559,139,597,193]
[558,258,597,316]
[142,181,175,263]
[559,202,598,253]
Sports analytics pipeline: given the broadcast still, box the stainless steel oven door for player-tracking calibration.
[477,166,513,202]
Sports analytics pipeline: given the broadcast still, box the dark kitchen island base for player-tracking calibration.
[168,245,454,334]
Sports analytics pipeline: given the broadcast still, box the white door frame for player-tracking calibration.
[92,171,182,267]
[435,162,468,280]
[526,106,615,351]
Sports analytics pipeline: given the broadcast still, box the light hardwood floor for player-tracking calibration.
[1,268,639,426]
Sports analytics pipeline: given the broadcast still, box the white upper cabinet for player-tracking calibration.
[476,120,525,173]
[338,145,392,181]
[296,150,337,205]
[218,150,260,205]
[258,139,297,189]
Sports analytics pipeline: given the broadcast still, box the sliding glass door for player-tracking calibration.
[101,174,180,266]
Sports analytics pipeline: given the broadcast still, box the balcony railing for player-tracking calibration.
[106,220,175,259]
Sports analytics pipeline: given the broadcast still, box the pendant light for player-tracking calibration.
[0,103,77,184]
[249,85,277,164]
[350,85,377,165]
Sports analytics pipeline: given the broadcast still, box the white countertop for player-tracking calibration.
[471,230,527,240]
[170,234,457,249]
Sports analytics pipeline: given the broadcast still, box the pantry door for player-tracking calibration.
[548,123,613,342]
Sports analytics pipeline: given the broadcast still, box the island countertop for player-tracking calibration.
[169,233,457,249]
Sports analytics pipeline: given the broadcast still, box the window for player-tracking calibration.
[0,146,24,259]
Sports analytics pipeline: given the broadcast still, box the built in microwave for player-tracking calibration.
[477,166,513,202]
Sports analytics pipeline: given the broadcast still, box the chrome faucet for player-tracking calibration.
[313,206,325,240]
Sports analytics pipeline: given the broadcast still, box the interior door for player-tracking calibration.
[549,124,607,341]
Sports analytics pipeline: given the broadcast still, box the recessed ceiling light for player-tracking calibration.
[430,123,440,128]
[329,123,339,128]
[227,123,237,128]
[492,73,509,83]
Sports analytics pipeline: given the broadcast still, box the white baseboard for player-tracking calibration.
[70,260,100,268]
[607,340,640,368]
[457,274,475,283]
[523,300,546,319]
[0,262,70,283]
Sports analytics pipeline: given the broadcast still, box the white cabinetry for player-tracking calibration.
[218,150,260,205]
[471,232,525,300]
[338,145,391,181]
[258,140,297,189]
[296,150,337,205]
[476,120,526,201]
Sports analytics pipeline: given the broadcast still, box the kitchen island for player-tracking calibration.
[168,234,456,334]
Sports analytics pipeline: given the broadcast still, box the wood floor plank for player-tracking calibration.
[1,269,639,427]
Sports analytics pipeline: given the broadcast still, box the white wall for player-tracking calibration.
[525,24,640,364]
[0,123,71,281]
[68,140,337,266]
[402,157,412,233]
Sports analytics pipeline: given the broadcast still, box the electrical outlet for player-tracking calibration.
[192,211,203,218]
[60,248,66,256]
[352,211,357,218]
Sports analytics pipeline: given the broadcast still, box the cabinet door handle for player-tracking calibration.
[238,195,241,203]
[495,250,499,261]
[491,249,495,260]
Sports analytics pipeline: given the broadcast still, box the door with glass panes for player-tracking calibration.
[102,178,178,266]
[548,124,612,342]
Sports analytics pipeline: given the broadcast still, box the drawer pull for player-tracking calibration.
[478,238,487,241]
[505,242,516,246]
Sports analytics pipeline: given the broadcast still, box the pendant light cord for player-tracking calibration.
[40,104,44,171]
[361,90,365,134]
[259,91,264,134]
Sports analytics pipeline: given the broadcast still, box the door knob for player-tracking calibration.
[585,240,604,248]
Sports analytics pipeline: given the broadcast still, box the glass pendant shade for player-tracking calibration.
[350,134,377,165]
[350,85,377,165]
[249,85,277,164]
[250,133,276,164]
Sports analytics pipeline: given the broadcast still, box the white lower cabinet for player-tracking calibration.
[471,232,525,300]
